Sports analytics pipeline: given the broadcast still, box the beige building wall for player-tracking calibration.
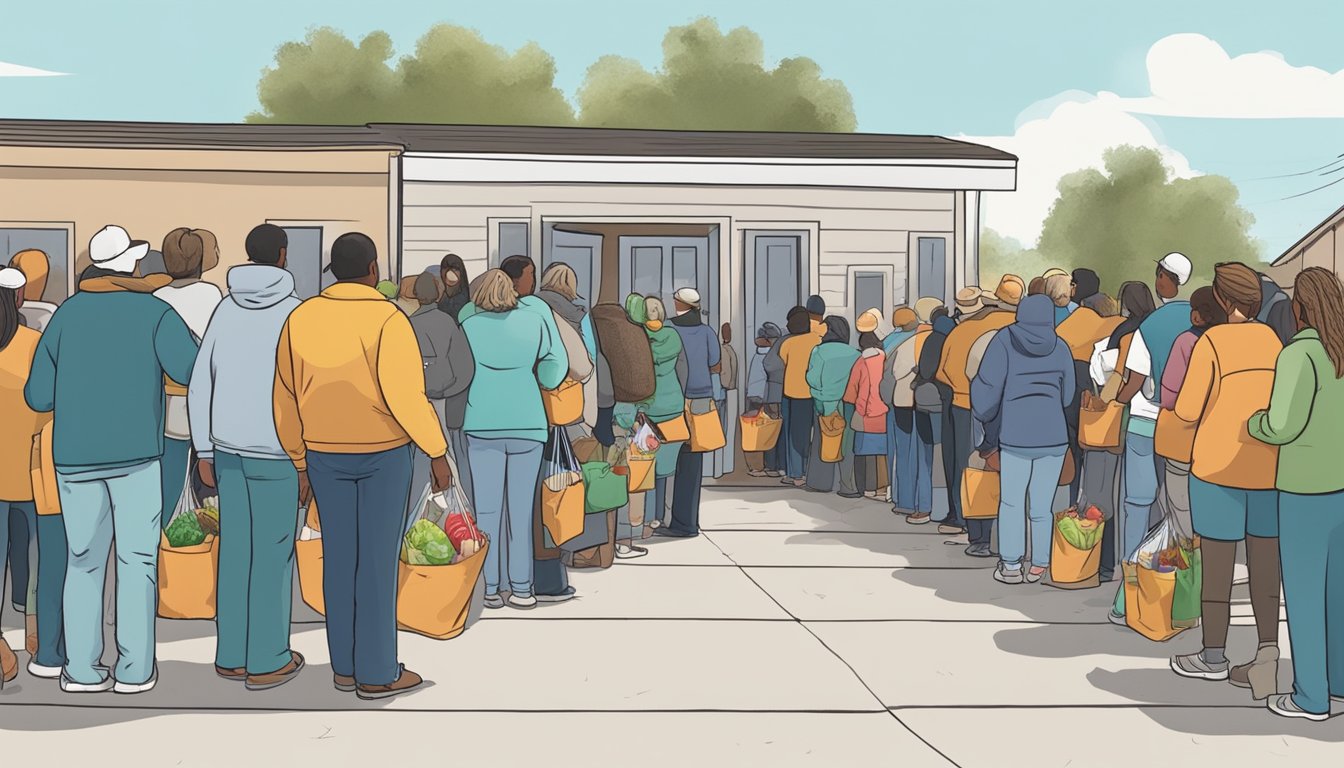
[0,145,399,294]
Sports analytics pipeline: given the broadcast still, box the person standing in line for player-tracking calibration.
[804,316,861,497]
[0,267,58,683]
[889,308,936,522]
[806,295,827,337]
[1247,267,1344,721]
[1168,262,1282,699]
[630,296,685,532]
[914,306,956,524]
[1044,274,1073,326]
[1042,268,1075,312]
[936,287,1016,555]
[971,294,1074,584]
[761,321,787,477]
[657,288,720,538]
[1056,268,1119,507]
[777,306,821,487]
[880,307,921,504]
[744,322,782,477]
[273,232,451,700]
[188,224,305,690]
[854,309,888,498]
[25,225,198,694]
[845,329,889,500]
[437,254,471,321]
[717,322,738,438]
[405,272,475,513]
[154,228,224,530]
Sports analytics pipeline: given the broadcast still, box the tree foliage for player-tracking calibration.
[247,20,855,132]
[982,145,1259,292]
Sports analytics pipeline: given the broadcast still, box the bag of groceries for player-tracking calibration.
[397,482,488,640]
[295,500,325,615]
[739,409,783,453]
[541,428,585,546]
[1122,500,1200,641]
[158,458,219,620]
[1049,494,1105,590]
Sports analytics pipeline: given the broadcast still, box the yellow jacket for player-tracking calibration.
[778,333,822,400]
[274,282,448,470]
[0,326,50,501]
[937,310,1015,409]
[1057,308,1124,362]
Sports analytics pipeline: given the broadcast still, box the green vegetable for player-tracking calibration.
[1056,516,1103,551]
[165,512,207,548]
[402,519,456,566]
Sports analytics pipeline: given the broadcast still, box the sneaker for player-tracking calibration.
[334,673,356,692]
[483,594,505,610]
[964,543,994,558]
[508,593,538,609]
[215,664,247,682]
[113,667,158,695]
[864,491,880,499]
[906,512,931,525]
[27,660,62,680]
[1268,694,1329,722]
[615,544,649,560]
[1170,652,1230,681]
[1228,645,1279,701]
[1024,566,1047,584]
[245,652,305,692]
[994,564,1024,584]
[747,469,769,478]
[356,667,425,701]
[60,668,115,693]
[938,524,966,535]
[1107,611,1127,627]
[536,587,577,604]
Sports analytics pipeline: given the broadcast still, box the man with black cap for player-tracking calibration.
[274,232,451,700]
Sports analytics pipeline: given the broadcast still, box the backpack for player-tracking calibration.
[590,302,657,403]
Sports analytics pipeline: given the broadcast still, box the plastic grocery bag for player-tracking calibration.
[1122,499,1199,641]
[631,413,662,455]
[397,482,488,640]
[295,500,325,615]
[158,458,219,620]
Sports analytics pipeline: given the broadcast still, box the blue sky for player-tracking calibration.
[3,0,1342,258]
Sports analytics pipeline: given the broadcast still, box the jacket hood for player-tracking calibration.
[1007,295,1059,357]
[1071,269,1100,302]
[227,265,296,309]
[931,315,956,336]
[821,316,851,345]
[646,324,682,363]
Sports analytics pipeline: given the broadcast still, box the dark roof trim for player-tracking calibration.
[0,119,397,149]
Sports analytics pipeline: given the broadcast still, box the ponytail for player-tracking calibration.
[0,287,19,352]
[1293,267,1344,379]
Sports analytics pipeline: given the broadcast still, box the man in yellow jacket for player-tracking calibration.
[274,233,451,701]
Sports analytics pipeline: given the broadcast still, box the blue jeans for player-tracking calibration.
[783,396,812,479]
[214,452,299,675]
[57,459,162,686]
[891,408,934,513]
[1279,490,1344,715]
[34,512,67,669]
[467,436,544,597]
[1121,432,1160,561]
[159,436,191,530]
[308,446,413,687]
[997,445,1068,569]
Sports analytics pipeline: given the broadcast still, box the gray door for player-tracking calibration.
[917,237,948,305]
[543,226,600,308]
[853,271,887,330]
[618,236,713,325]
[1,227,70,303]
[748,235,801,340]
[281,227,324,300]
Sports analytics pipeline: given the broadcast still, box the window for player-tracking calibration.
[496,221,530,265]
[671,246,698,291]
[1,226,72,304]
[280,226,324,300]
[853,271,887,328]
[917,237,947,304]
[631,247,663,297]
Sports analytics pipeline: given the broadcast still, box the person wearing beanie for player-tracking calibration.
[806,295,827,336]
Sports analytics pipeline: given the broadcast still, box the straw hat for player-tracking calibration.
[994,274,1026,307]
[955,287,985,315]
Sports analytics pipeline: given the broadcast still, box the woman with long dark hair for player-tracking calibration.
[1249,267,1344,721]
[438,253,471,320]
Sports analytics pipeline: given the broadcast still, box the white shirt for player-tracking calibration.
[1121,329,1160,422]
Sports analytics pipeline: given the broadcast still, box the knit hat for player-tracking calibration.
[674,287,701,308]
[955,286,985,315]
[892,306,918,329]
[855,308,882,333]
[994,274,1025,307]
[757,321,782,341]
[805,294,826,316]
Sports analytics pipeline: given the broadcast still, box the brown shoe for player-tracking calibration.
[245,652,305,691]
[334,673,356,692]
[0,642,17,685]
[356,667,424,700]
[25,615,38,657]
[215,665,247,682]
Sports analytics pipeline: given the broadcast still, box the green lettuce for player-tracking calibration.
[165,512,207,548]
[403,519,456,566]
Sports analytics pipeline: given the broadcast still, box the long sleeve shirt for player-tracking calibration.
[1248,329,1344,494]
[1159,330,1199,411]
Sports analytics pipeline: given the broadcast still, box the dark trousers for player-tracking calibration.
[35,513,67,669]
[159,436,192,530]
[939,404,970,529]
[594,405,616,447]
[308,445,414,687]
[765,402,784,472]
[8,506,29,609]
[783,396,813,479]
[668,444,704,536]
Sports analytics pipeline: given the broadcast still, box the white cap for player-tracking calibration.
[89,225,150,274]
[673,287,701,308]
[1157,252,1192,286]
[0,267,27,290]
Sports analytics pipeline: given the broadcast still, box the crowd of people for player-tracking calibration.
[741,253,1343,723]
[1,225,1341,721]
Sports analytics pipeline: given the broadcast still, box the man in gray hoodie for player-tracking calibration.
[187,224,304,691]
[408,271,475,510]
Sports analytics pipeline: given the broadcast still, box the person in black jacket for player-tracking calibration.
[1257,272,1296,346]
[914,307,956,523]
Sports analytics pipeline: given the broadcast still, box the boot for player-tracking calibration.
[1228,644,1279,700]
[0,641,17,686]
[25,614,38,657]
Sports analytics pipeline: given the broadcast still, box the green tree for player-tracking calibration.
[576,18,856,131]
[249,25,574,125]
[982,145,1260,294]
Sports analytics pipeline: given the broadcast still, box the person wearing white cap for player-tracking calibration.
[656,286,720,538]
[22,225,199,695]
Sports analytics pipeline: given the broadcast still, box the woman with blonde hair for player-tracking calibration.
[461,269,569,609]
[1044,274,1073,326]
[1248,267,1344,721]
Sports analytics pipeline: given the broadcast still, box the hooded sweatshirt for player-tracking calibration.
[188,265,301,461]
[806,318,861,415]
[642,321,686,423]
[971,295,1075,451]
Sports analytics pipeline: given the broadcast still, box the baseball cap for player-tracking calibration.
[325,232,378,280]
[0,267,27,290]
[1157,252,1192,286]
[673,287,701,308]
[89,225,150,274]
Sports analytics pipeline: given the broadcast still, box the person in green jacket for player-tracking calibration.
[805,316,861,497]
[629,295,685,531]
[1247,266,1344,722]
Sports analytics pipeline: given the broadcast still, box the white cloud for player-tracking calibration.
[0,60,67,77]
[963,96,1197,247]
[1101,33,1344,118]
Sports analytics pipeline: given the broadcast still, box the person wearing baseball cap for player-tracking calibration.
[657,286,721,538]
[23,225,199,694]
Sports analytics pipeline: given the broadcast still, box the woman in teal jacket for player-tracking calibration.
[628,295,685,530]
[805,317,861,497]
[1247,267,1344,722]
[462,270,568,609]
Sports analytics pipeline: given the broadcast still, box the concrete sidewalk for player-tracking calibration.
[1,486,1340,766]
